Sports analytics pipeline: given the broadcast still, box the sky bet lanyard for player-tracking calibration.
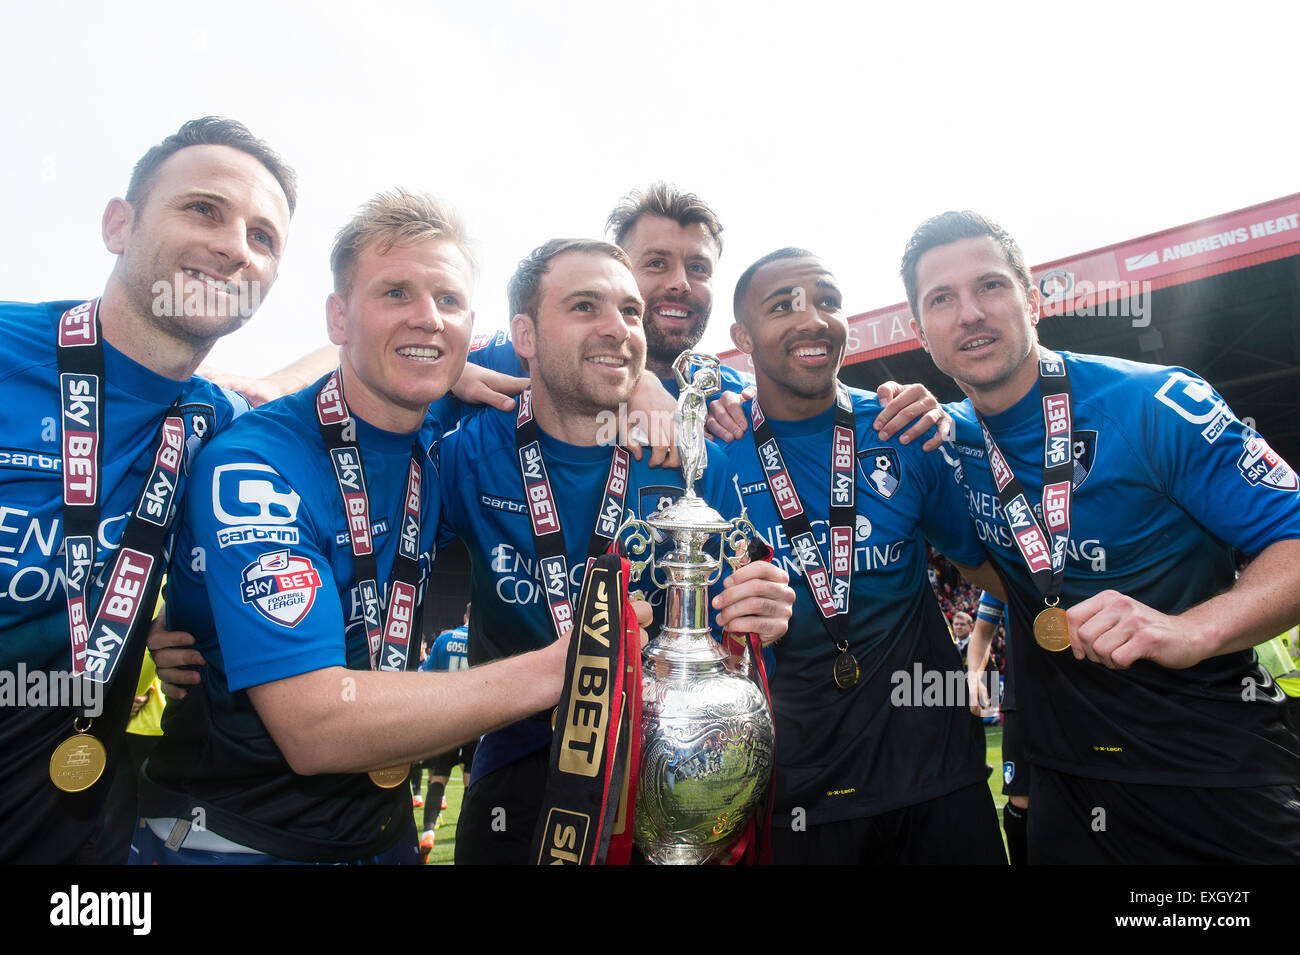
[750,383,859,689]
[314,369,424,674]
[53,300,194,793]
[514,386,630,641]
[975,349,1075,652]
[316,369,426,789]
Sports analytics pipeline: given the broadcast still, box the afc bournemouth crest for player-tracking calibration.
[1070,430,1098,489]
[240,550,323,627]
[178,402,217,475]
[857,448,901,499]
[639,485,682,517]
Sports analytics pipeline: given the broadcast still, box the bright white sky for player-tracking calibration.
[3,0,1296,375]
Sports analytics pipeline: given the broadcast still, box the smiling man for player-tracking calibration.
[0,118,296,864]
[904,210,1300,863]
[136,193,572,864]
[723,247,1006,865]
[438,239,795,864]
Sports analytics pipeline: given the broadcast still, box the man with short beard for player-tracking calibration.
[0,117,295,864]
[467,183,951,455]
[438,239,795,864]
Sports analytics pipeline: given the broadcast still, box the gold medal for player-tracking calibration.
[49,732,107,793]
[369,764,410,789]
[832,650,859,689]
[1033,606,1072,652]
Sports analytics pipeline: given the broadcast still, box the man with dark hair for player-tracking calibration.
[906,209,1300,863]
[125,115,299,218]
[604,181,728,386]
[0,117,294,863]
[466,183,949,456]
[723,247,1006,864]
[136,192,572,864]
[439,238,795,864]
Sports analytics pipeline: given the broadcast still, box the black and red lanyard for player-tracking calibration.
[513,387,630,641]
[56,300,193,686]
[314,369,424,672]
[750,384,856,656]
[976,349,1074,602]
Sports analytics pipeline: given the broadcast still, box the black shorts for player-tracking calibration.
[1028,766,1300,864]
[454,746,548,865]
[428,740,477,779]
[1000,710,1029,798]
[771,780,1006,865]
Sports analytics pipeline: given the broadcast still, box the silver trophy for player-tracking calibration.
[620,352,776,864]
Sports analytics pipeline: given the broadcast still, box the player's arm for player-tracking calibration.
[1069,370,1300,670]
[197,345,339,407]
[625,373,680,469]
[246,643,568,775]
[1068,538,1300,670]
[950,560,1007,603]
[871,382,953,451]
[450,362,527,412]
[705,381,952,452]
[916,428,1004,602]
[966,593,1002,715]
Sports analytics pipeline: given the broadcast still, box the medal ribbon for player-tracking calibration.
[531,553,640,865]
[514,387,630,641]
[55,300,195,685]
[750,384,855,652]
[315,369,425,672]
[975,349,1074,602]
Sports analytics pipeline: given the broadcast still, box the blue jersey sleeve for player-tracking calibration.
[179,440,347,692]
[467,330,525,377]
[1141,367,1300,555]
[917,442,987,568]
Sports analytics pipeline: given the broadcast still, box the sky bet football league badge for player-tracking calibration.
[240,550,322,627]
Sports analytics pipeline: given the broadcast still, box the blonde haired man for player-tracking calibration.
[137,192,570,864]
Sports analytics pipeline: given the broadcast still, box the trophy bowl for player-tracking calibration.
[625,353,775,865]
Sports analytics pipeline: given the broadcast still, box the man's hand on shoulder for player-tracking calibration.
[197,344,340,407]
[452,362,528,412]
[626,374,680,469]
[712,559,795,647]
[706,385,755,443]
[874,381,952,451]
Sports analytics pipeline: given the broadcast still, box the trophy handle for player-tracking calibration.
[617,515,666,595]
[723,512,759,573]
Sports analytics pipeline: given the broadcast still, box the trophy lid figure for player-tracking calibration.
[673,351,722,493]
